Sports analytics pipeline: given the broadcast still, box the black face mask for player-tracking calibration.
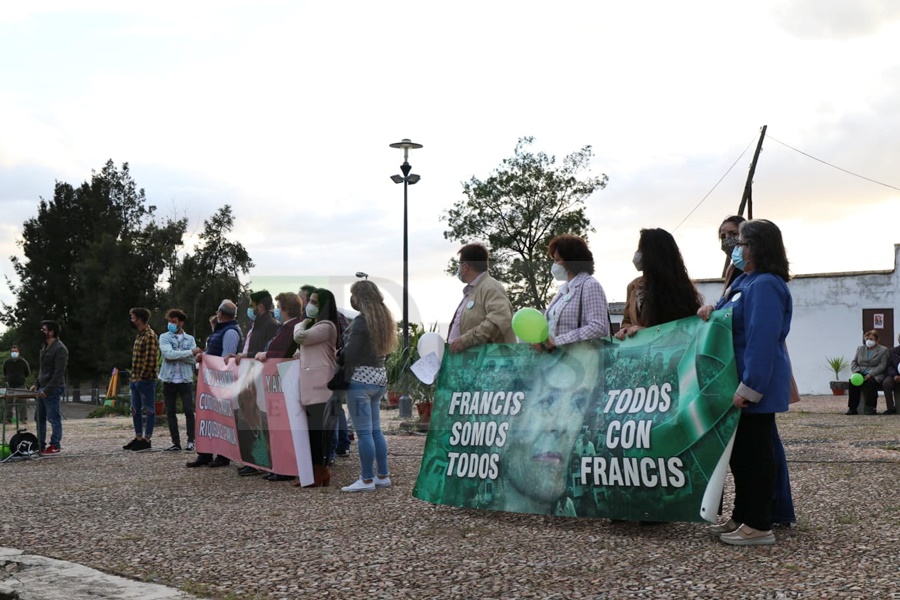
[40,330,49,341]
[129,320,138,329]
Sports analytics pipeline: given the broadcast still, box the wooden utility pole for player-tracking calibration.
[738,125,767,220]
[722,125,767,277]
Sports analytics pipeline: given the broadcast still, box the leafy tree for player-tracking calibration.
[166,205,254,342]
[442,137,608,309]
[2,161,188,380]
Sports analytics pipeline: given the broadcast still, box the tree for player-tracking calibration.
[2,161,188,380]
[442,137,608,309]
[166,205,254,342]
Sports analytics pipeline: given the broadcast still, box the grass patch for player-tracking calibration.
[88,404,130,418]
[836,515,859,525]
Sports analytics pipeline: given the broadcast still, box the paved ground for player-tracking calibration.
[0,395,898,599]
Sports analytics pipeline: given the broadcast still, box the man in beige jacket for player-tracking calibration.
[448,243,516,352]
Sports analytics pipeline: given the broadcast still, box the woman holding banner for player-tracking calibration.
[615,228,701,340]
[292,288,340,487]
[698,219,793,546]
[340,280,397,493]
[715,215,796,528]
[538,234,609,352]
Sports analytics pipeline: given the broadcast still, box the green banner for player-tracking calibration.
[413,312,739,522]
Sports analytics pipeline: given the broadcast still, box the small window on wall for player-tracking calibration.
[862,309,893,348]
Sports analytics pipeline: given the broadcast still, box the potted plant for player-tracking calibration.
[826,356,849,395]
[409,377,435,426]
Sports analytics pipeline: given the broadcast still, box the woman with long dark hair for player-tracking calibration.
[292,287,340,487]
[340,280,398,492]
[698,219,793,545]
[616,228,701,339]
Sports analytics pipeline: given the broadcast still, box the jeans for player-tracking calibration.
[162,381,195,446]
[345,382,388,480]
[130,380,157,438]
[36,385,64,449]
[328,404,351,463]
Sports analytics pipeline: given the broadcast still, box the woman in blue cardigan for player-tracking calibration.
[698,219,793,546]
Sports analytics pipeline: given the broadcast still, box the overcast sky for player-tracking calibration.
[2,0,899,335]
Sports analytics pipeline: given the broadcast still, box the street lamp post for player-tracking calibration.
[390,138,422,419]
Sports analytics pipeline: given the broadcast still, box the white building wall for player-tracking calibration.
[695,244,900,395]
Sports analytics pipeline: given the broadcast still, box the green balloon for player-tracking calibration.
[850,373,864,386]
[511,307,549,344]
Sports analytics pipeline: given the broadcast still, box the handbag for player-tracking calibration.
[327,365,349,391]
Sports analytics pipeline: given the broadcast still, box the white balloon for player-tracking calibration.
[417,332,446,362]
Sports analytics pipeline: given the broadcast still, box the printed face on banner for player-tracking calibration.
[502,344,599,512]
[234,361,272,469]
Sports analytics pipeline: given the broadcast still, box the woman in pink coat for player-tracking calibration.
[293,288,340,487]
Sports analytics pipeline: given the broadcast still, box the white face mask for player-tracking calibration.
[456,264,465,282]
[10,352,18,359]
[306,304,319,319]
[632,251,643,272]
[551,262,568,281]
[865,339,876,348]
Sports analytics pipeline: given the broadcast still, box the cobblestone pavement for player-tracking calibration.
[1,396,898,599]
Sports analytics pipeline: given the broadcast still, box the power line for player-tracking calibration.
[768,135,900,192]
[672,136,756,232]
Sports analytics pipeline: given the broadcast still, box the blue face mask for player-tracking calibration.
[246,307,257,321]
[167,323,179,334]
[273,307,282,323]
[731,244,747,272]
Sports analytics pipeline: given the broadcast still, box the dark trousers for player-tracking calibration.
[881,377,898,411]
[730,412,776,531]
[771,424,795,524]
[848,377,880,413]
[306,403,328,467]
[162,382,195,446]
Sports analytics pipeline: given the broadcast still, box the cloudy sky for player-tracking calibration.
[2,0,899,334]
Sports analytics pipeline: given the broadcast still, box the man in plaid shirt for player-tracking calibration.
[124,307,159,452]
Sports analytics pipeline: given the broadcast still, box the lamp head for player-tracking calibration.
[389,138,423,162]
[390,174,404,184]
[406,174,421,185]
[355,272,369,280]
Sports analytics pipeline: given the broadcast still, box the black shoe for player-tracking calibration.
[265,473,294,481]
[845,409,857,415]
[164,444,182,452]
[883,409,896,415]
[209,455,231,468]
[186,458,212,468]
[336,448,351,457]
[130,439,152,452]
[238,466,262,476]
[865,408,877,415]
[123,438,139,450]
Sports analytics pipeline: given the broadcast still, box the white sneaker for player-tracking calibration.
[341,478,376,492]
[375,475,392,488]
[185,441,195,452]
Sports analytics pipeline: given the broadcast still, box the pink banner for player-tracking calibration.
[195,356,313,484]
